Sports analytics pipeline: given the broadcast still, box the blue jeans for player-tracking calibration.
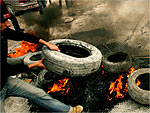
[0,77,70,113]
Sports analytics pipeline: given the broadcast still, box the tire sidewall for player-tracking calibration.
[24,51,42,65]
[127,68,150,105]
[7,52,31,65]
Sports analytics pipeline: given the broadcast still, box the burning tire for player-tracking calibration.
[7,41,38,65]
[24,51,42,65]
[42,39,102,77]
[127,68,150,105]
[7,52,31,65]
[102,52,132,73]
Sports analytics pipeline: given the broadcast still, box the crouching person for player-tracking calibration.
[0,7,83,113]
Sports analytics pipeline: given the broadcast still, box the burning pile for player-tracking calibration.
[30,65,144,112]
[107,67,141,101]
[46,66,139,101]
[8,41,38,58]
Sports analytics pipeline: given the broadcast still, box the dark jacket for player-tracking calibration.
[0,0,10,22]
[1,28,40,90]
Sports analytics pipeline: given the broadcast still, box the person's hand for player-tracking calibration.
[46,43,60,51]
[28,57,47,69]
[39,39,60,52]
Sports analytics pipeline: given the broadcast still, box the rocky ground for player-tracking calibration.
[6,0,150,112]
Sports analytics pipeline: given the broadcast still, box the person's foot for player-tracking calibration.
[70,105,83,113]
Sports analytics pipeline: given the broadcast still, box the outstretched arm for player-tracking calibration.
[27,30,60,51]
[39,39,60,51]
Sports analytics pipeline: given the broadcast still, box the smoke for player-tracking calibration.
[106,0,148,21]
[23,3,62,41]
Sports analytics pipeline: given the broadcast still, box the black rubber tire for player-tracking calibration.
[127,68,150,105]
[102,52,132,73]
[24,51,42,65]
[36,69,53,88]
[42,39,102,77]
[7,53,31,65]
[6,5,17,16]
[38,69,48,82]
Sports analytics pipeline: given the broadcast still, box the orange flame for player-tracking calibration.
[108,75,124,101]
[136,79,141,86]
[107,67,135,101]
[47,78,70,95]
[127,67,135,78]
[8,41,38,58]
[101,65,105,76]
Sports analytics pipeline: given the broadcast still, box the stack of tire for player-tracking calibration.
[23,39,102,77]
[14,39,150,105]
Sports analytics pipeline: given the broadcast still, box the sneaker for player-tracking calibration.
[70,105,83,113]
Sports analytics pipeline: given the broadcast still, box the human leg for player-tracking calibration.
[5,77,70,112]
[42,0,46,8]
[70,0,74,7]
[49,0,51,4]
[59,0,62,8]
[0,88,7,113]
[37,1,43,14]
[65,0,70,8]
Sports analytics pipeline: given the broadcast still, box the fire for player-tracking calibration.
[47,78,70,95]
[8,41,38,58]
[101,65,105,76]
[136,79,141,86]
[127,67,135,77]
[107,67,135,101]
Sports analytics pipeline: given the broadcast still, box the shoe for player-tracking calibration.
[70,105,83,113]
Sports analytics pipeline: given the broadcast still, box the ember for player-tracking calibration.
[101,65,105,75]
[8,41,38,58]
[47,78,70,95]
[107,67,135,101]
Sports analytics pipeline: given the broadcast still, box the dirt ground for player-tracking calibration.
[6,0,150,112]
